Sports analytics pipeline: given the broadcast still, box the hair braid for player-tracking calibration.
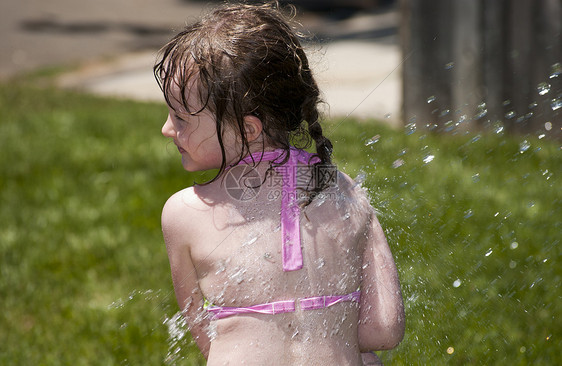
[301,95,334,201]
[302,95,333,165]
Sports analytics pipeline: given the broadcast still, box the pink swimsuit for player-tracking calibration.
[206,147,360,319]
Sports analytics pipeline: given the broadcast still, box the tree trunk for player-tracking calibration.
[400,0,561,138]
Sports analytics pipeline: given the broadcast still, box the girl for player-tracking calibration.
[154,3,404,365]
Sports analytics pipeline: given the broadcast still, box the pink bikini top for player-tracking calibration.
[206,147,360,320]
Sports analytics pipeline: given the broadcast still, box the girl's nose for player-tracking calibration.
[162,114,175,138]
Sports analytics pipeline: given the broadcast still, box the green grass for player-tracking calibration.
[1,83,560,365]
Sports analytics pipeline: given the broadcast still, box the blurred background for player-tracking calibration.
[0,0,402,125]
[1,0,559,135]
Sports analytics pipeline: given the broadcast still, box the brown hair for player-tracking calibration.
[154,2,333,194]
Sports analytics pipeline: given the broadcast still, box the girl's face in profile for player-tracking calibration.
[161,79,239,172]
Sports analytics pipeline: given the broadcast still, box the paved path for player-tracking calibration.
[1,0,402,125]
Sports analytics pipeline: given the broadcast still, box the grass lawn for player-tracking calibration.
[0,83,560,365]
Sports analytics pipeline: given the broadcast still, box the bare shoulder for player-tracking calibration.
[161,187,203,244]
[162,187,197,220]
[335,170,374,214]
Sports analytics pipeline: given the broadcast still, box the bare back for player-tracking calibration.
[164,165,372,365]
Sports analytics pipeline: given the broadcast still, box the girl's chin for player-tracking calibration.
[181,158,213,172]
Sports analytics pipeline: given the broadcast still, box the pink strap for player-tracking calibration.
[206,291,360,320]
[236,148,320,272]
[299,290,361,310]
[206,299,295,320]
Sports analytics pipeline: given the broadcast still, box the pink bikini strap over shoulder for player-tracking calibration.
[237,147,320,271]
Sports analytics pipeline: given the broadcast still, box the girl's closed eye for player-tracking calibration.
[174,113,187,122]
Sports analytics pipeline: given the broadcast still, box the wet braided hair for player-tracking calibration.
[154,2,333,195]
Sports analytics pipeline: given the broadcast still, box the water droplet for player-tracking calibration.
[472,173,480,183]
[519,140,531,153]
[502,100,511,107]
[550,97,561,111]
[230,267,246,284]
[520,346,526,353]
[354,172,366,185]
[509,260,517,269]
[242,237,258,246]
[439,109,450,117]
[510,242,519,249]
[528,101,538,109]
[463,209,473,219]
[493,122,504,134]
[364,134,380,146]
[447,347,455,354]
[317,258,326,269]
[405,121,417,135]
[453,279,461,288]
[505,110,516,119]
[537,82,551,95]
[384,113,391,119]
[474,103,488,119]
[343,212,351,220]
[444,62,455,70]
[549,62,561,78]
[427,95,436,103]
[422,154,435,164]
[485,248,493,257]
[457,114,468,124]
[392,159,404,168]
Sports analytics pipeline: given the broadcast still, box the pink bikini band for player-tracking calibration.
[235,147,320,272]
[206,291,361,320]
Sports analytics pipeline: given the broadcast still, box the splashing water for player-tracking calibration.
[422,154,435,164]
[519,140,531,153]
[346,89,561,364]
[163,312,188,365]
[550,62,561,78]
[364,134,381,146]
[537,82,551,96]
[550,96,561,111]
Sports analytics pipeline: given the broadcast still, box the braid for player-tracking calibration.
[308,118,333,165]
[302,96,334,201]
[303,96,333,166]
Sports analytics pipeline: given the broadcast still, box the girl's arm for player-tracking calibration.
[162,193,211,359]
[358,210,405,351]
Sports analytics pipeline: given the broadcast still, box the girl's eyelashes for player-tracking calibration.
[173,114,188,123]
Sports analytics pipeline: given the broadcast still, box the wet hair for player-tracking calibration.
[154,2,333,194]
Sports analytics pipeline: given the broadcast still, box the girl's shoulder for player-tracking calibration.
[335,170,374,211]
[161,187,205,237]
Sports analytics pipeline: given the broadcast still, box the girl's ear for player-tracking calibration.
[243,115,263,142]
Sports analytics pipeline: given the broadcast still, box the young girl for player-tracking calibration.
[154,3,404,365]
